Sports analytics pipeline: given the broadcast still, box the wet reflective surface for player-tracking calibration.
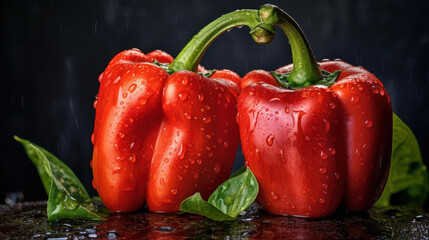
[1,201,428,239]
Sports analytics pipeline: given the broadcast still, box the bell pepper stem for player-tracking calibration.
[169,10,275,72]
[259,4,323,86]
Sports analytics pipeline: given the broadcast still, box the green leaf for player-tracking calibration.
[15,136,107,221]
[180,167,259,221]
[375,114,429,207]
[179,193,235,221]
[229,166,246,179]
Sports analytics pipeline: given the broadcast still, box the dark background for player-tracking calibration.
[1,0,428,204]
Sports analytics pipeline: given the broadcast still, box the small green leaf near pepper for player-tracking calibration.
[375,113,429,207]
[14,136,108,221]
[180,167,258,221]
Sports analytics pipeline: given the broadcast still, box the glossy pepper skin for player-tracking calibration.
[91,49,240,212]
[91,8,276,213]
[237,5,392,218]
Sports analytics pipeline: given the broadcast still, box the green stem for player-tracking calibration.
[259,4,322,86]
[169,10,275,72]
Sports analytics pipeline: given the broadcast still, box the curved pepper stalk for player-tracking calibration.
[91,9,275,213]
[237,4,392,218]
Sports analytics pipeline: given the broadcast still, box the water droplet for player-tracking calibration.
[270,192,279,200]
[203,116,212,123]
[364,119,373,128]
[322,183,328,189]
[372,86,379,94]
[319,168,327,174]
[305,136,310,141]
[208,151,214,157]
[269,98,280,102]
[177,175,183,181]
[122,93,128,98]
[350,95,360,104]
[266,134,274,146]
[93,99,98,109]
[164,158,169,163]
[223,141,229,148]
[379,88,385,96]
[206,134,212,139]
[119,132,125,138]
[198,94,204,102]
[285,106,290,114]
[334,172,340,180]
[184,113,191,120]
[329,148,336,155]
[113,76,121,84]
[319,198,325,204]
[171,189,178,195]
[323,119,330,132]
[129,84,137,93]
[182,79,188,85]
[357,85,363,91]
[178,144,186,159]
[356,148,361,156]
[179,92,188,101]
[129,154,136,163]
[112,167,121,174]
[91,133,95,144]
[160,178,165,186]
[120,101,124,105]
[197,159,202,165]
[320,151,328,160]
[140,98,147,105]
[105,231,120,239]
[329,102,336,109]
[214,163,221,174]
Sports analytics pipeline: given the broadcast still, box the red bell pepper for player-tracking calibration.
[91,9,275,213]
[237,5,392,218]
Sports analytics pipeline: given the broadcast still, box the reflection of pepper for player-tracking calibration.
[91,9,274,213]
[238,5,392,218]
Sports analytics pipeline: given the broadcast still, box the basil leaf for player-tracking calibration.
[375,114,429,207]
[208,167,259,217]
[180,167,259,221]
[15,136,107,221]
[180,193,235,221]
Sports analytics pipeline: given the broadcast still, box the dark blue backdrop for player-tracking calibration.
[1,0,428,204]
